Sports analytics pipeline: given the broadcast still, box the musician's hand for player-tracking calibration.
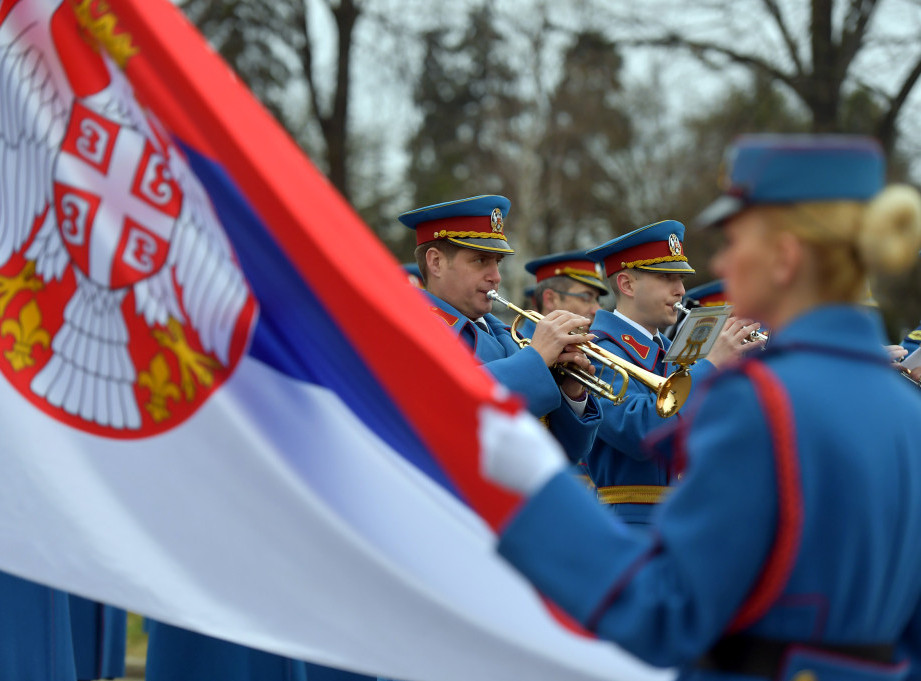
[706,317,764,368]
[558,348,595,400]
[911,366,921,383]
[530,310,594,367]
[885,344,908,363]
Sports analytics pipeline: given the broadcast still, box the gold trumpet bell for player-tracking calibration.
[654,368,691,418]
[597,353,691,418]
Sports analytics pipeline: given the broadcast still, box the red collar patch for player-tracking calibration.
[429,306,459,327]
[621,334,651,360]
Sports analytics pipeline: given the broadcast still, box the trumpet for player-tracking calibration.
[673,301,767,343]
[489,290,691,417]
[897,364,921,388]
[673,301,692,316]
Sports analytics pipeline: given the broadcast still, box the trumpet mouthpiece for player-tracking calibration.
[673,301,691,315]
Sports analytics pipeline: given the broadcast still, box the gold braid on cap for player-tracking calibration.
[622,255,689,269]
[434,230,508,240]
[556,266,600,278]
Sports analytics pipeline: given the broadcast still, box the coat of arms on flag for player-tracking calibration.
[0,0,256,437]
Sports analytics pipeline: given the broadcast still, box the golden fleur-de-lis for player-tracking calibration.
[0,261,44,317]
[152,317,222,401]
[1,299,51,371]
[138,352,182,422]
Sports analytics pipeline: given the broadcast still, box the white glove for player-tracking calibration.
[479,405,568,496]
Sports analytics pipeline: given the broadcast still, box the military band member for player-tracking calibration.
[489,134,921,681]
[399,195,601,463]
[582,220,758,524]
[525,249,608,324]
[518,249,609,485]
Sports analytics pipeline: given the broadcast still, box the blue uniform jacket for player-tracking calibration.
[424,293,600,462]
[0,571,75,681]
[69,595,127,680]
[584,309,717,523]
[498,305,921,681]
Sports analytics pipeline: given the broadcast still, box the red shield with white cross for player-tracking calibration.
[53,101,180,289]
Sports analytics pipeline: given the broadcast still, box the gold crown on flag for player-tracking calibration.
[72,0,139,67]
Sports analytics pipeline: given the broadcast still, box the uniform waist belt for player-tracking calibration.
[596,485,669,504]
[696,633,895,679]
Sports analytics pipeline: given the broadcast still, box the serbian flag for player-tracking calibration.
[0,1,669,680]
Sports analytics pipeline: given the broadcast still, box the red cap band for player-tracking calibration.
[534,260,599,283]
[603,240,679,275]
[415,215,504,245]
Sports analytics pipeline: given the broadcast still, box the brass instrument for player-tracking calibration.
[897,364,921,388]
[673,301,767,343]
[489,290,691,417]
[673,301,692,316]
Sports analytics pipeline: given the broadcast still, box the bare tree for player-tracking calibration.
[595,0,921,156]
[176,0,421,207]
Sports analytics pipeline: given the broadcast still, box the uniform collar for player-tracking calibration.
[611,308,655,341]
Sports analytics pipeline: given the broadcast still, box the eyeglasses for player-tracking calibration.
[549,289,601,303]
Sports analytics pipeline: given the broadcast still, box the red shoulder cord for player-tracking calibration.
[728,360,804,631]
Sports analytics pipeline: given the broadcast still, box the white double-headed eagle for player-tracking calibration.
[0,0,251,430]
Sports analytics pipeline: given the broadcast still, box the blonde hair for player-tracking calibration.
[760,184,921,302]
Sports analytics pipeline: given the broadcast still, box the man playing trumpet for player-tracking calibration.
[399,195,601,465]
[584,220,758,524]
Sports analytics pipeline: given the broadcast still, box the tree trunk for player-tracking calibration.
[807,0,840,132]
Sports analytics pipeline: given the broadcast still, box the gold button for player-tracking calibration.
[791,671,817,681]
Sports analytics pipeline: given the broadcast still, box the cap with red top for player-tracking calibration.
[587,220,695,277]
[524,249,608,295]
[398,195,514,254]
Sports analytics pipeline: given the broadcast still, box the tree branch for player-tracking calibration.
[877,51,921,151]
[758,0,805,77]
[838,0,880,79]
[621,34,800,94]
[299,0,331,137]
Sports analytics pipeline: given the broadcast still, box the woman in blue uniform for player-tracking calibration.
[489,135,921,680]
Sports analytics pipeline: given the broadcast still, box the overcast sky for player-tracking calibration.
[301,0,921,184]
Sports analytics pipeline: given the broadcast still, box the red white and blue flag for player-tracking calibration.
[0,1,669,680]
